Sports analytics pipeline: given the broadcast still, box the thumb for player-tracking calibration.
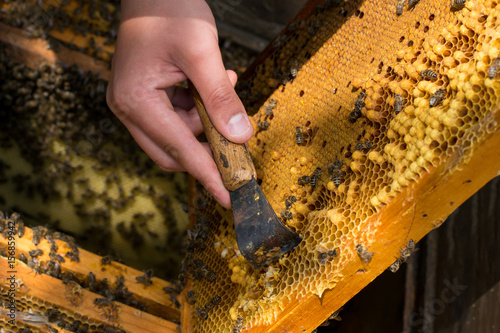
[183,47,253,143]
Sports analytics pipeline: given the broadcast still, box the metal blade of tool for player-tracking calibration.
[230,178,302,269]
[188,82,302,269]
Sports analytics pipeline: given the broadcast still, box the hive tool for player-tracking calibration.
[189,83,302,269]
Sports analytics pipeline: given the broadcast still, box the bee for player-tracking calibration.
[394,94,404,114]
[10,212,20,223]
[258,121,270,131]
[408,0,420,9]
[396,0,405,15]
[46,307,60,322]
[285,196,297,209]
[205,296,221,311]
[317,252,328,261]
[310,167,322,188]
[389,258,402,272]
[29,249,43,258]
[329,308,343,321]
[19,253,27,264]
[298,175,310,186]
[49,252,66,263]
[205,269,217,282]
[295,127,304,145]
[28,258,42,274]
[349,91,366,123]
[170,294,181,309]
[329,160,344,187]
[233,317,244,333]
[488,57,500,79]
[65,251,80,263]
[356,244,374,264]
[186,290,197,305]
[328,248,339,257]
[390,239,418,272]
[136,269,153,286]
[46,260,61,278]
[354,91,366,108]
[400,239,418,261]
[94,297,112,307]
[290,58,299,78]
[17,220,25,238]
[87,272,96,291]
[101,256,112,265]
[355,141,373,151]
[163,285,181,295]
[316,245,339,265]
[32,226,47,246]
[265,105,275,117]
[450,0,466,10]
[196,307,208,320]
[281,210,293,221]
[420,69,438,80]
[429,89,445,107]
[312,167,322,178]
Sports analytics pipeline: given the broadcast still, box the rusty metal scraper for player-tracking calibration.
[189,83,302,269]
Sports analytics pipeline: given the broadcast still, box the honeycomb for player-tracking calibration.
[184,0,500,331]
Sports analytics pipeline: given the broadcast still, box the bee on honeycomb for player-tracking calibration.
[281,210,293,221]
[295,127,304,146]
[450,0,466,10]
[394,94,404,114]
[420,69,438,80]
[355,141,373,151]
[408,0,420,9]
[328,160,345,187]
[488,57,500,79]
[349,91,366,123]
[429,89,445,107]
[396,0,405,16]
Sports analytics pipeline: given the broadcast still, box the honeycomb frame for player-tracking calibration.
[1,0,500,332]
[181,0,500,331]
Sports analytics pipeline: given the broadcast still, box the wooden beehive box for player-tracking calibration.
[1,0,500,332]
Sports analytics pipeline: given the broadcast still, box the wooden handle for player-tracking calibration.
[189,82,256,191]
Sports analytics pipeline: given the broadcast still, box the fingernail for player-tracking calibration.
[227,113,251,138]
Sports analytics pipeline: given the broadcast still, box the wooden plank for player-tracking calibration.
[0,256,179,333]
[0,226,181,322]
[0,22,111,80]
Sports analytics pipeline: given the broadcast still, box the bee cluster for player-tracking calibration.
[0,211,158,333]
[0,40,192,278]
[1,0,120,60]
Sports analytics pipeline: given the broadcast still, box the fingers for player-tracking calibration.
[118,106,231,209]
[180,44,254,144]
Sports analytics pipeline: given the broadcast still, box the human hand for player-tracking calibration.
[107,0,254,209]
